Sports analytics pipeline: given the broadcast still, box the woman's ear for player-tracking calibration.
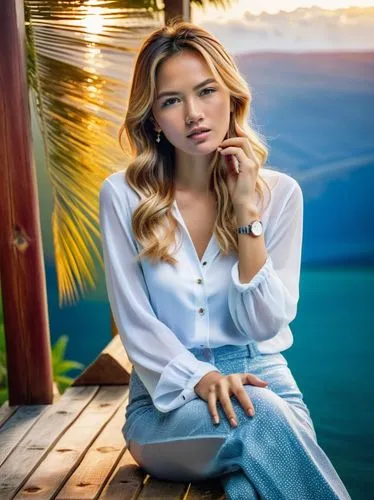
[149,113,160,132]
[152,123,161,133]
[230,98,235,113]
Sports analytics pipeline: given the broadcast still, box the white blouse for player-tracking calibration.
[99,167,304,413]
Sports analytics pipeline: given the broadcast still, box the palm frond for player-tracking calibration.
[191,0,234,9]
[26,0,164,306]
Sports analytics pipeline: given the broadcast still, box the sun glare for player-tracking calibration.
[81,6,104,34]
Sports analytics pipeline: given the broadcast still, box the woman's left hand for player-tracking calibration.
[217,123,260,208]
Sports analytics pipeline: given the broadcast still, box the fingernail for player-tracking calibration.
[213,416,220,425]
[230,418,237,427]
[247,408,255,417]
[217,147,222,151]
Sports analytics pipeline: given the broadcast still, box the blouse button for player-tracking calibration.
[198,307,205,315]
[196,278,203,284]
[202,261,207,266]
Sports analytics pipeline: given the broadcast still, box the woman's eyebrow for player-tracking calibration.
[156,78,217,100]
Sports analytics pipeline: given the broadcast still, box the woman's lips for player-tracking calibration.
[188,130,211,141]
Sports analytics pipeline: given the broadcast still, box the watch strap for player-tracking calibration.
[237,220,263,235]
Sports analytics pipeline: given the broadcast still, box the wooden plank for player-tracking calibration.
[73,335,132,386]
[98,451,147,500]
[0,405,47,467]
[187,480,225,499]
[0,405,19,428]
[56,392,129,499]
[139,476,187,499]
[15,386,128,499]
[0,386,98,499]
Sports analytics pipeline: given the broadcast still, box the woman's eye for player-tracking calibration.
[161,87,217,108]
[162,97,179,108]
[201,87,217,96]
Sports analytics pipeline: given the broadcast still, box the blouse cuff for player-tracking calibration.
[153,350,221,413]
[231,254,273,293]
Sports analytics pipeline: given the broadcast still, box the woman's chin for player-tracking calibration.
[186,142,220,155]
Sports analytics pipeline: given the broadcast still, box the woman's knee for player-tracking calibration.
[245,386,317,439]
[172,397,227,434]
[242,385,290,422]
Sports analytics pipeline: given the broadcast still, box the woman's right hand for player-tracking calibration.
[194,370,269,427]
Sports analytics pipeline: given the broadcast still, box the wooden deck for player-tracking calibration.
[0,337,225,499]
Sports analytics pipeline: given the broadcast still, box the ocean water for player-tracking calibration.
[47,264,373,499]
[285,266,374,500]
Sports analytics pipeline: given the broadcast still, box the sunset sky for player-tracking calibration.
[190,1,374,52]
[192,0,374,20]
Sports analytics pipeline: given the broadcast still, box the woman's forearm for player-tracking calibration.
[234,203,268,285]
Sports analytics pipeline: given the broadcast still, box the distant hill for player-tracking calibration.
[235,51,374,265]
[201,6,374,53]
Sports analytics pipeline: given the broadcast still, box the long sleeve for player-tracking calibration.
[99,177,220,413]
[228,179,303,342]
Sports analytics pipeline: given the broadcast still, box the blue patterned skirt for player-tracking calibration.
[122,343,352,500]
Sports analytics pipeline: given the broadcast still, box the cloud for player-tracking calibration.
[200,6,374,53]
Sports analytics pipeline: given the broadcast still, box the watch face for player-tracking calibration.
[251,220,263,236]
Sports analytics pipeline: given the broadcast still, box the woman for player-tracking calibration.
[99,19,351,500]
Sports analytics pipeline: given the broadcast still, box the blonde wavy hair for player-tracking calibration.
[119,19,273,265]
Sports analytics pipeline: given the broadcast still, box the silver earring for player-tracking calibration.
[156,131,161,143]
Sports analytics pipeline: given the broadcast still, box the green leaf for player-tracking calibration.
[51,335,69,365]
[54,375,75,385]
[0,387,9,407]
[54,360,84,374]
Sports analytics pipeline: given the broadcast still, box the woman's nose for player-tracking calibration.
[185,99,204,122]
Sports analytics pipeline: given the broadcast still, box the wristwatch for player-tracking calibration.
[237,220,263,237]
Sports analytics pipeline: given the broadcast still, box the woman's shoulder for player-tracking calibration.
[260,166,301,192]
[100,169,128,193]
[260,167,302,216]
[100,169,139,208]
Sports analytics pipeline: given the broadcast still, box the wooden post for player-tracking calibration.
[0,0,53,405]
[164,0,191,24]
